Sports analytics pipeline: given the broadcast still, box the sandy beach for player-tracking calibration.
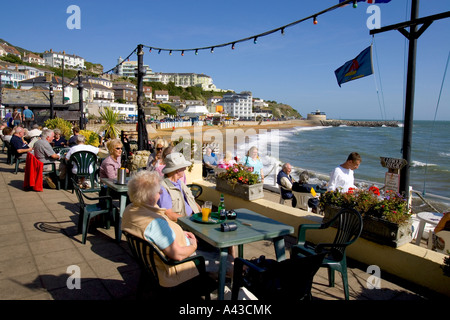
[149,119,318,142]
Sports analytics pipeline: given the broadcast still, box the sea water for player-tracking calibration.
[238,120,450,201]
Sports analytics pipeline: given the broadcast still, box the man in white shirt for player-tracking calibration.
[327,152,361,192]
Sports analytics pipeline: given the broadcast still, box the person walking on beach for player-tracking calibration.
[327,152,361,192]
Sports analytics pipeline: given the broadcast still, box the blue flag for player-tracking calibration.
[335,46,373,87]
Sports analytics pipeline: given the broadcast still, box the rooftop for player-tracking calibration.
[0,151,447,303]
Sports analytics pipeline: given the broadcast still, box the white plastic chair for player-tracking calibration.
[292,191,314,212]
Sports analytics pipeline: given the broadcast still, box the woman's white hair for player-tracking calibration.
[127,170,162,206]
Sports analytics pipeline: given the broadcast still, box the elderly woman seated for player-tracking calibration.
[121,170,202,288]
[99,138,127,180]
[157,152,201,221]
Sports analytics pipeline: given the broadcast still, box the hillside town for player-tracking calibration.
[0,42,280,123]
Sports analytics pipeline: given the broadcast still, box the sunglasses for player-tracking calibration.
[115,147,123,150]
[156,147,163,151]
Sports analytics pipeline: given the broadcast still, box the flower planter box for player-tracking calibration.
[215,178,264,201]
[322,205,412,248]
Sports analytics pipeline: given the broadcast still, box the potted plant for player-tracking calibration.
[216,163,264,201]
[320,187,413,247]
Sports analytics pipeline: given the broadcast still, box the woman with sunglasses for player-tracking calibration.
[146,138,168,172]
[100,138,128,180]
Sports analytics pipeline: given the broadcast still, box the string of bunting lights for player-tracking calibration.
[99,0,357,75]
[142,0,358,55]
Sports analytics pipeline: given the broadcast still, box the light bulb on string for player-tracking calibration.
[169,50,172,55]
[231,43,235,50]
[149,47,152,53]
[158,49,161,54]
[181,50,184,56]
[281,28,285,36]
[195,49,198,55]
[353,1,358,8]
[313,16,318,25]
[254,37,258,44]
[211,47,214,53]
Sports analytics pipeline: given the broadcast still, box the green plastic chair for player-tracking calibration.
[291,207,363,300]
[122,230,215,300]
[65,150,99,192]
[42,162,61,190]
[9,146,27,174]
[72,178,120,244]
[4,140,14,165]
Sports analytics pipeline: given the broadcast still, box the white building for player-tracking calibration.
[88,102,137,119]
[219,91,253,119]
[8,65,46,80]
[179,105,209,117]
[0,68,26,88]
[22,53,45,66]
[154,90,169,102]
[156,72,215,90]
[253,98,269,108]
[115,57,157,82]
[43,49,85,69]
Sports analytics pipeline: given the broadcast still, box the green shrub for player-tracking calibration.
[80,129,100,147]
[44,117,72,140]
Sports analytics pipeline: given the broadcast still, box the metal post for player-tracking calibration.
[62,51,65,104]
[49,82,54,119]
[400,0,419,200]
[136,44,149,150]
[78,70,85,130]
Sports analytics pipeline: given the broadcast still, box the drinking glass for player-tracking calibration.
[201,201,212,222]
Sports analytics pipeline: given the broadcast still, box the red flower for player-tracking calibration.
[347,187,355,194]
[369,186,380,196]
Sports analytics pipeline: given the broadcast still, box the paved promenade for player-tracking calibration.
[0,151,444,301]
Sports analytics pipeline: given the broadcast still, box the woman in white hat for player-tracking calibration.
[157,152,201,221]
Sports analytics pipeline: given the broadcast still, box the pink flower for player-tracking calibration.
[233,168,238,173]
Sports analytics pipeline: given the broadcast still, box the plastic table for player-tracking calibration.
[415,211,443,245]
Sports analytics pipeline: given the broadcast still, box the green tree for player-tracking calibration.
[0,53,22,64]
[158,103,177,116]
[99,106,120,139]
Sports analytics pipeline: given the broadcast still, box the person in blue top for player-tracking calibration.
[202,147,218,177]
[22,106,34,130]
[241,146,264,182]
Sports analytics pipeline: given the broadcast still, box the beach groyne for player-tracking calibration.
[320,120,400,127]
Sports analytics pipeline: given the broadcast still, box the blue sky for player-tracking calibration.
[2,0,449,120]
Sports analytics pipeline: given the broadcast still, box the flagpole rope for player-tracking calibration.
[372,38,387,120]
[422,50,450,196]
